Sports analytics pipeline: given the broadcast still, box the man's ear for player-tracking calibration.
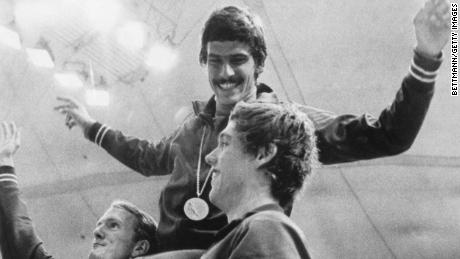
[256,143,277,168]
[131,240,150,258]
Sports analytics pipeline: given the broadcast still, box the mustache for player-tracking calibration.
[213,77,241,85]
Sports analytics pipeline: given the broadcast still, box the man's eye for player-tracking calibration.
[208,59,221,65]
[231,58,247,65]
[109,222,119,229]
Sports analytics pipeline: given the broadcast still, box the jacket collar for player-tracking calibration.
[192,83,278,122]
[213,203,283,243]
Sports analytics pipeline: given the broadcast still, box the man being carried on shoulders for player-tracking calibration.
[55,0,450,252]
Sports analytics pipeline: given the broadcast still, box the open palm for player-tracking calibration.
[0,121,20,158]
[414,0,450,57]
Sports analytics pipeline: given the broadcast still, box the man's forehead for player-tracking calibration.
[97,207,133,224]
[219,121,236,140]
[207,41,251,56]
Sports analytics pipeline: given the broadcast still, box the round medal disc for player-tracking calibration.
[184,197,209,221]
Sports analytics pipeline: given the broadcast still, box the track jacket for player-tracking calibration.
[0,166,53,259]
[86,51,442,251]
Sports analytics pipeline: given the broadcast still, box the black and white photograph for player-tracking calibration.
[0,0,457,258]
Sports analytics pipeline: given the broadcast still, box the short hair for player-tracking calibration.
[199,6,267,78]
[110,200,158,255]
[229,102,318,208]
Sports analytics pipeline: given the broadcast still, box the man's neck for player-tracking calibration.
[215,101,235,117]
[226,193,277,222]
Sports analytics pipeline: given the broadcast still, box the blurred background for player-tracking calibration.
[0,0,459,258]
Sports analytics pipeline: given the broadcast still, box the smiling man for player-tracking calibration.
[199,101,316,258]
[55,0,450,252]
[0,122,157,259]
[206,40,258,110]
[149,101,315,259]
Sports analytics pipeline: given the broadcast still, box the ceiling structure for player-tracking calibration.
[0,0,459,258]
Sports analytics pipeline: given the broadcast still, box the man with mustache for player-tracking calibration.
[55,0,450,252]
[0,122,158,259]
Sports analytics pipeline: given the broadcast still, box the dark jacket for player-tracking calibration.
[84,51,441,252]
[0,166,53,259]
[201,203,311,259]
[0,52,442,258]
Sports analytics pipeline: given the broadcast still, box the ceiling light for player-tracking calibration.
[145,43,178,72]
[26,48,54,68]
[14,1,58,29]
[116,21,146,51]
[85,89,109,106]
[84,0,122,32]
[0,26,21,50]
[54,72,84,90]
[0,1,14,25]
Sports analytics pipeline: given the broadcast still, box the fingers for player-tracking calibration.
[15,129,21,149]
[55,96,79,110]
[419,0,450,28]
[65,114,77,129]
[1,121,8,140]
[0,121,19,142]
[54,104,76,113]
[54,97,80,128]
[430,0,449,16]
[10,121,16,139]
[68,120,77,130]
[10,123,20,151]
[56,96,78,105]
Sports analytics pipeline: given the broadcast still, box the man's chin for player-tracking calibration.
[216,93,243,106]
[88,249,105,259]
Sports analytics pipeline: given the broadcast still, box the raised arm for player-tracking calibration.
[0,122,53,259]
[305,0,450,164]
[54,97,175,176]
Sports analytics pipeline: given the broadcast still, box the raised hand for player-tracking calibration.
[414,0,451,57]
[0,121,20,166]
[54,96,96,132]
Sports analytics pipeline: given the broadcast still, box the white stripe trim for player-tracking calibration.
[0,174,18,184]
[409,69,436,83]
[98,126,110,146]
[0,178,18,184]
[0,174,17,180]
[411,59,438,76]
[94,125,106,145]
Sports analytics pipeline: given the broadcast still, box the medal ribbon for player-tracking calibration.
[196,127,213,197]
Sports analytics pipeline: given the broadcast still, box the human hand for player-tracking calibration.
[414,0,450,58]
[54,96,96,132]
[0,121,20,166]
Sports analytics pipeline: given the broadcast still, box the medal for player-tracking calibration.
[183,127,213,221]
[184,197,209,221]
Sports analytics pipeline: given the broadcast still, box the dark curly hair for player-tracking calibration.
[229,102,318,208]
[110,200,158,256]
[199,6,267,78]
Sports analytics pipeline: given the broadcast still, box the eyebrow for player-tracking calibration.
[208,53,221,58]
[96,217,121,226]
[208,53,249,59]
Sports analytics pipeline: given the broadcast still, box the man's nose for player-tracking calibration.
[93,224,105,240]
[205,149,217,166]
[220,63,235,78]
